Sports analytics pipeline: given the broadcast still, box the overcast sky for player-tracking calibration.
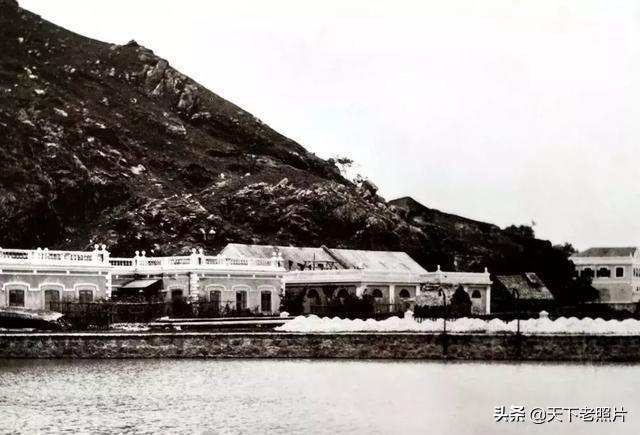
[18,0,640,250]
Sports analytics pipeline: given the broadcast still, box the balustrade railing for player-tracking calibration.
[0,245,110,266]
[0,245,283,273]
[107,249,284,272]
[109,258,134,267]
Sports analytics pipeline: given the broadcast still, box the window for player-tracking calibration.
[616,267,624,278]
[171,289,183,302]
[371,289,384,299]
[336,289,349,299]
[261,291,272,313]
[44,289,60,310]
[596,267,611,278]
[399,289,411,299]
[209,290,221,305]
[471,290,482,299]
[78,290,93,303]
[582,268,594,278]
[236,291,247,310]
[306,289,320,304]
[9,289,25,307]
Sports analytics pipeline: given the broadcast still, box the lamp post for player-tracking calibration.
[512,288,520,336]
[438,288,448,357]
[512,288,521,359]
[438,288,448,334]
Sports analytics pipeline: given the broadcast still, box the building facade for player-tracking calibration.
[221,244,493,315]
[0,246,285,314]
[570,247,640,305]
[2,243,493,316]
[110,249,284,314]
[0,245,112,310]
[418,267,493,315]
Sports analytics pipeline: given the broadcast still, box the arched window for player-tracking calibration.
[597,267,611,278]
[582,268,594,278]
[209,290,221,305]
[236,290,247,310]
[371,289,384,299]
[78,289,94,303]
[471,290,482,299]
[43,289,61,310]
[171,289,184,302]
[399,289,410,299]
[74,284,97,303]
[9,289,25,307]
[336,288,349,299]
[307,289,320,302]
[260,291,272,313]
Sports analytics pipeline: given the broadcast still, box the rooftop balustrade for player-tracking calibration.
[109,248,285,273]
[0,245,110,268]
[0,246,285,273]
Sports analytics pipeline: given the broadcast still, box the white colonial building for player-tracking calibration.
[220,244,493,314]
[1,243,493,315]
[0,245,284,314]
[0,245,112,310]
[570,247,640,305]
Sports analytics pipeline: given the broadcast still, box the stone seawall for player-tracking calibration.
[1,332,640,361]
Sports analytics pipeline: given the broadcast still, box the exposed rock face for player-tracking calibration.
[0,1,572,287]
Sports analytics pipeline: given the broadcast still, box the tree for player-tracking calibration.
[504,224,535,239]
[449,286,472,318]
[553,242,577,257]
[555,275,600,305]
[327,155,354,176]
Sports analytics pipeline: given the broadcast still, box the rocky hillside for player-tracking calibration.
[0,0,572,287]
[389,197,573,288]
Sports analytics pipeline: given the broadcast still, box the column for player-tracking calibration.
[105,271,112,299]
[189,272,200,302]
[485,285,491,314]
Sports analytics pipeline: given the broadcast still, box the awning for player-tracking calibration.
[120,279,162,290]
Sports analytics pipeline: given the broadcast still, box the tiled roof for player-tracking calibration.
[493,273,554,300]
[219,243,427,273]
[329,248,427,274]
[220,244,339,270]
[573,247,638,258]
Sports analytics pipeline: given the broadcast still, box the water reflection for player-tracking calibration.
[0,359,637,434]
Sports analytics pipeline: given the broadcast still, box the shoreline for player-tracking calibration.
[2,331,640,361]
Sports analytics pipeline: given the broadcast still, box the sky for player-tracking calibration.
[17,0,640,250]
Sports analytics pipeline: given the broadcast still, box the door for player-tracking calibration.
[236,291,247,311]
[209,290,221,315]
[261,291,272,313]
[44,290,60,311]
